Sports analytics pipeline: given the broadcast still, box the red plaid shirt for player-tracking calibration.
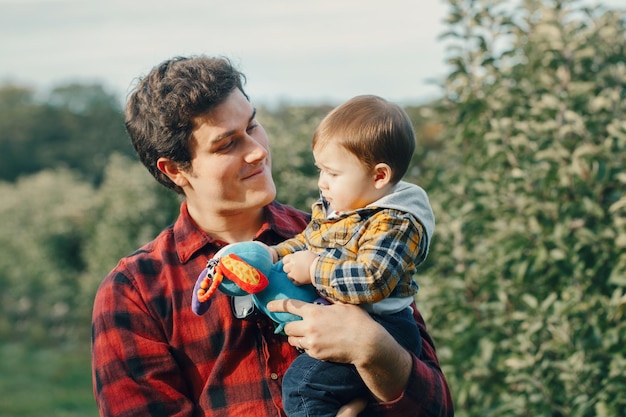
[92,200,453,417]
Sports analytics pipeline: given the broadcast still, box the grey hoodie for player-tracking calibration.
[369,180,435,264]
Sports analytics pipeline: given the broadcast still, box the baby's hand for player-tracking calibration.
[282,250,318,285]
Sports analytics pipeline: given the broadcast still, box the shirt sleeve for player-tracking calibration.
[91,266,194,417]
[314,211,423,304]
[362,304,454,417]
[271,231,308,259]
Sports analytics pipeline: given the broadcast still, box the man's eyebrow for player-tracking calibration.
[209,108,257,144]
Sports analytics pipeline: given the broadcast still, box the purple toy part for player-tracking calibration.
[192,268,211,316]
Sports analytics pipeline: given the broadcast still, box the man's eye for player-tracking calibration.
[218,140,234,151]
[247,123,258,133]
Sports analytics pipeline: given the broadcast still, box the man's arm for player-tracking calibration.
[92,271,193,417]
[267,299,454,417]
[363,304,454,416]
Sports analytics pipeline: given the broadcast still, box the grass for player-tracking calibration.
[0,342,98,417]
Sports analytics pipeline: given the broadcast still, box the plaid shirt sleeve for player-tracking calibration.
[314,209,423,304]
[271,232,307,259]
[92,259,197,416]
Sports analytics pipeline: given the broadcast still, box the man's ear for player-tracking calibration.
[157,157,189,188]
[373,163,392,189]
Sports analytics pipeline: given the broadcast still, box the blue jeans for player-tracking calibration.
[282,308,422,417]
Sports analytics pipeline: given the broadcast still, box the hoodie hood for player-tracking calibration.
[370,180,435,261]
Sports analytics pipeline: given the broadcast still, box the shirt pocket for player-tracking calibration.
[318,220,360,257]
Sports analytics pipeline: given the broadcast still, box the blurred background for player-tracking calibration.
[1,0,450,106]
[1,0,625,416]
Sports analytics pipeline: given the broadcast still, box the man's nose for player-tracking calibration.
[244,137,268,163]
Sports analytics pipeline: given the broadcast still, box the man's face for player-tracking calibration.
[183,89,276,216]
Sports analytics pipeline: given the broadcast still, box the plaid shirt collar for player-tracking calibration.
[174,200,309,263]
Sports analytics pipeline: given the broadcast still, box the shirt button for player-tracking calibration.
[311,222,320,231]
[270,373,278,380]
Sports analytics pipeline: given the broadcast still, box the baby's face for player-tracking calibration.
[313,142,378,213]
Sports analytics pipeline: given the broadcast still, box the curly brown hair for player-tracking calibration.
[125,56,248,193]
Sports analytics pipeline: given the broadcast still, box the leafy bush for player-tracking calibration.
[416,1,626,415]
[0,83,132,184]
[0,169,96,344]
[260,104,331,211]
[0,155,180,345]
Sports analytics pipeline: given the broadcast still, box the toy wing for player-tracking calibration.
[219,254,269,294]
[192,254,269,316]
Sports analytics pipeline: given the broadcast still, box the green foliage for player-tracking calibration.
[0,343,97,417]
[0,169,96,344]
[260,104,331,211]
[417,0,626,415]
[0,155,180,345]
[0,83,133,184]
[78,154,181,320]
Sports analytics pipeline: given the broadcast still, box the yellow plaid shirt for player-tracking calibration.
[273,201,425,304]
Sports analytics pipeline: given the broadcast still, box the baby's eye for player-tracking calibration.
[319,169,337,178]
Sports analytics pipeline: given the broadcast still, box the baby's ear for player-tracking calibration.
[373,163,392,189]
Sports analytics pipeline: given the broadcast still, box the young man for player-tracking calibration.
[91,55,453,416]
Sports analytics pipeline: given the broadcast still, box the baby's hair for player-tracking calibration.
[312,95,416,184]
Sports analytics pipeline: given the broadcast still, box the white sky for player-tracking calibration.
[0,0,623,106]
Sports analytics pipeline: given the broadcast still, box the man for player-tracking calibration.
[91,55,453,416]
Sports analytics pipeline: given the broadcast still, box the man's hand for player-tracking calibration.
[266,299,412,402]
